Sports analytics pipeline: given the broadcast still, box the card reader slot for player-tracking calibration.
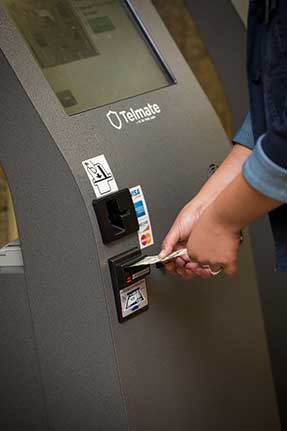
[106,198,131,236]
[93,189,139,244]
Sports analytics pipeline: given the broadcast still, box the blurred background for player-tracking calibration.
[0,168,18,246]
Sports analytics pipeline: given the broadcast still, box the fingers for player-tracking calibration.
[164,260,195,279]
[178,253,191,263]
[185,256,237,279]
[185,261,199,272]
[175,257,186,268]
[193,268,212,279]
[224,261,238,277]
[175,268,195,279]
[164,261,177,276]
[159,224,181,259]
[164,251,211,280]
[164,250,238,279]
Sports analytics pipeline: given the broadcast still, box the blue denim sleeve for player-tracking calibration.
[261,120,287,169]
[232,112,255,150]
[242,135,287,203]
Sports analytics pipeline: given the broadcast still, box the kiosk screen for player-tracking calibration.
[2,0,173,114]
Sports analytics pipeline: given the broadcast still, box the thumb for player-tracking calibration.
[159,225,180,259]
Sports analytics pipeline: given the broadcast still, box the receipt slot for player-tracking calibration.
[109,249,150,322]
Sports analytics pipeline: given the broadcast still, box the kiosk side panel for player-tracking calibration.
[0,49,128,431]
[0,274,48,431]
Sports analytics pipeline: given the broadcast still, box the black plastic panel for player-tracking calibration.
[93,189,139,244]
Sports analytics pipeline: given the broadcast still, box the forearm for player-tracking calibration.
[195,144,251,206]
[211,172,282,231]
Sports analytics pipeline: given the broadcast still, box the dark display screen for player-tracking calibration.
[2,0,173,114]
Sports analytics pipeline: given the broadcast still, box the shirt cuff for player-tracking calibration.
[232,112,255,150]
[242,135,287,203]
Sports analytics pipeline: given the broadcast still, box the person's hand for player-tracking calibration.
[159,145,254,280]
[185,203,242,278]
[159,198,211,279]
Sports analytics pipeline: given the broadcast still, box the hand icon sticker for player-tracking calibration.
[82,155,118,198]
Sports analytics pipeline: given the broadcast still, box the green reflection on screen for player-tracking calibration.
[1,0,172,114]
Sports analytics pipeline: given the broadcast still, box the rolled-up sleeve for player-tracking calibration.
[242,135,287,203]
[261,116,287,169]
[233,112,255,150]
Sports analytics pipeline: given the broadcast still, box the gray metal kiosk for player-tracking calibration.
[0,1,281,430]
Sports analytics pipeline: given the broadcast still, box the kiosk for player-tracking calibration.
[0,1,281,430]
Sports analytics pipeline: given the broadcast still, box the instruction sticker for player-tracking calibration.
[130,185,154,249]
[82,155,118,198]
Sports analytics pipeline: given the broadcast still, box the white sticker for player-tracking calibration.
[130,185,154,249]
[120,279,148,319]
[82,155,118,198]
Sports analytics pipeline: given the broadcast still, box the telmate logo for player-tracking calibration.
[106,103,161,130]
